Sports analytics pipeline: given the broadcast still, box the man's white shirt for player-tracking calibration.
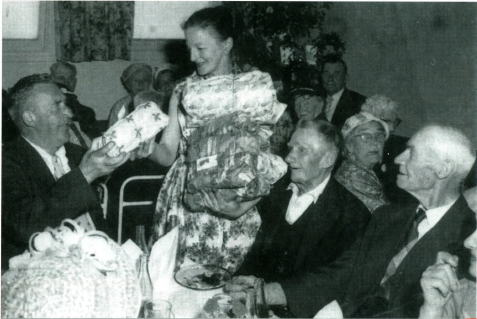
[285,174,331,225]
[23,136,71,178]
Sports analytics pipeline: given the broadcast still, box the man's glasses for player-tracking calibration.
[353,132,387,144]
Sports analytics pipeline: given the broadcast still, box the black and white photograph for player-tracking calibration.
[2,1,476,318]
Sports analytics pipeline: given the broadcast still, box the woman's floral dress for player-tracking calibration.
[151,70,286,273]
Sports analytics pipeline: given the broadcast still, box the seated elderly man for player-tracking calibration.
[2,74,129,270]
[362,95,416,205]
[228,124,476,318]
[236,120,370,283]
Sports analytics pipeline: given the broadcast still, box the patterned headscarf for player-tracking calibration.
[341,111,390,140]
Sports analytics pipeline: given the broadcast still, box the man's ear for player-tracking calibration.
[223,37,233,55]
[435,160,454,179]
[22,110,36,127]
[320,150,338,169]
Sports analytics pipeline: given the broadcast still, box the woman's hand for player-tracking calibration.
[200,189,261,219]
[130,138,155,161]
[419,252,460,318]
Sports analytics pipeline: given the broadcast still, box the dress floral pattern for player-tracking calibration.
[151,71,285,273]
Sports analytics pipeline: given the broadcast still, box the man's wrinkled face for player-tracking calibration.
[394,130,438,197]
[285,127,332,193]
[29,83,73,151]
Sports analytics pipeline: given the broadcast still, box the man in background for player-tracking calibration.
[50,61,102,146]
[319,56,366,128]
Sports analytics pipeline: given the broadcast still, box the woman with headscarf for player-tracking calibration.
[361,95,415,204]
[108,63,153,127]
[335,112,390,212]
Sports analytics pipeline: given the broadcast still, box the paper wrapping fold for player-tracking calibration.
[102,101,169,157]
[182,70,286,127]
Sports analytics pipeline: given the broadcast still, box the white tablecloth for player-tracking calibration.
[148,226,223,318]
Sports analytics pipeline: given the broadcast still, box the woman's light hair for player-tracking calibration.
[361,95,399,119]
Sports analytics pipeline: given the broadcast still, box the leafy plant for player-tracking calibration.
[225,2,346,91]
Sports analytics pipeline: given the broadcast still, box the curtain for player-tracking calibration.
[54,1,134,62]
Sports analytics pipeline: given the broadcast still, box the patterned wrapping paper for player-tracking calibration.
[182,70,287,128]
[184,113,288,211]
[102,101,169,157]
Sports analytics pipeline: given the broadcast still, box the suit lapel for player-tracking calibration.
[331,88,351,125]
[351,204,415,292]
[15,136,57,188]
[260,187,293,251]
[293,179,342,271]
[394,197,470,278]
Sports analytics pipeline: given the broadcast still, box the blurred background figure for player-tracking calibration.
[108,63,153,127]
[153,64,179,115]
[291,87,324,122]
[335,112,390,212]
[50,61,101,148]
[318,56,366,128]
[361,95,416,205]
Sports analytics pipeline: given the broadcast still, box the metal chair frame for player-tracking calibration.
[117,175,165,244]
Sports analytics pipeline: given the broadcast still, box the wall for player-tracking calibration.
[2,2,187,120]
[323,2,477,142]
[2,2,477,144]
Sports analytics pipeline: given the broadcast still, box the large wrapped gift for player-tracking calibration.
[102,101,169,157]
[182,70,286,127]
[184,113,288,211]
[1,219,141,318]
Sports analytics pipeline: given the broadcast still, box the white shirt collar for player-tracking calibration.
[23,136,70,177]
[417,198,458,239]
[287,174,331,204]
[285,174,331,225]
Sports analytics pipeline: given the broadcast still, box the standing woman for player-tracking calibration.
[142,6,283,272]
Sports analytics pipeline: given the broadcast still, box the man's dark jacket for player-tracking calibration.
[1,136,106,269]
[236,174,371,282]
[279,196,475,318]
[322,88,366,128]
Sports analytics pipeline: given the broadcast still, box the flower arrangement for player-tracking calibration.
[225,2,346,92]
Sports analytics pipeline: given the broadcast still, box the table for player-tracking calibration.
[147,226,224,318]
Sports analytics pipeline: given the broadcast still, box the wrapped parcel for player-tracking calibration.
[102,101,169,157]
[183,71,288,211]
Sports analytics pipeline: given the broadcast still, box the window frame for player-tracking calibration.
[2,2,54,62]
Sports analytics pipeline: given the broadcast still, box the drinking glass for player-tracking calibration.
[144,299,174,318]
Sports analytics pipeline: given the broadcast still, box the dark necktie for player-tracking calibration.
[380,207,427,295]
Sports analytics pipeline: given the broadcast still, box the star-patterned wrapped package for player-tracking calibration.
[102,101,169,157]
